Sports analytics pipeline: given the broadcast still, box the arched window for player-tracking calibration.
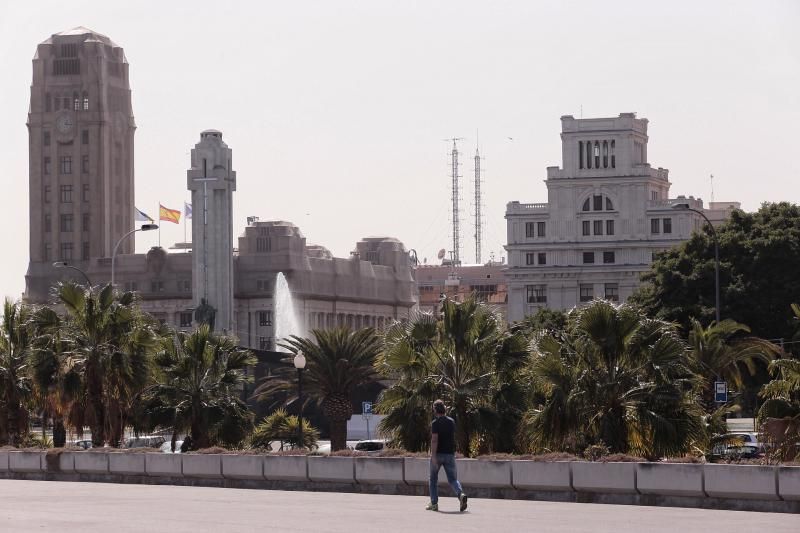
[602,140,608,168]
[610,140,616,168]
[82,91,89,111]
[582,198,591,211]
[73,92,80,111]
[578,141,584,169]
[586,141,592,169]
[606,197,614,210]
[594,141,600,168]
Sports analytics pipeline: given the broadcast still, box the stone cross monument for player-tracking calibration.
[187,130,236,334]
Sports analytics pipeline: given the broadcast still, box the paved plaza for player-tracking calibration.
[1,480,798,532]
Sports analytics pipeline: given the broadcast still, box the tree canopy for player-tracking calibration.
[631,202,800,344]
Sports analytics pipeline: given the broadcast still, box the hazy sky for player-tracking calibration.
[1,0,798,301]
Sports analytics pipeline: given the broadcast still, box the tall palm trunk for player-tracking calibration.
[53,418,67,448]
[191,398,210,449]
[87,367,106,446]
[323,395,352,451]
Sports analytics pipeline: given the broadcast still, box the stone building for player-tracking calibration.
[504,113,738,323]
[416,263,508,319]
[23,28,417,346]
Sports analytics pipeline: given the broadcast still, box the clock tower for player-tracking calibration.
[26,27,135,298]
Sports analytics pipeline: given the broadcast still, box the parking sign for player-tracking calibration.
[362,401,373,416]
[714,381,727,403]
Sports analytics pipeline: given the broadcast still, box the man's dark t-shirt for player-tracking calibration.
[431,416,456,454]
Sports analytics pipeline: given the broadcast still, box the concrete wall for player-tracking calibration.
[1,452,798,514]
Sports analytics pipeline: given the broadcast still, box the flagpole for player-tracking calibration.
[158,202,161,247]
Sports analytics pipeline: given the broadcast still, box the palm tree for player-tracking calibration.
[257,327,382,452]
[522,300,706,459]
[376,296,526,456]
[686,318,779,411]
[40,282,157,446]
[0,299,35,446]
[758,358,800,460]
[144,325,255,450]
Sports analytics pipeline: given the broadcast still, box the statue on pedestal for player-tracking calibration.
[194,298,216,331]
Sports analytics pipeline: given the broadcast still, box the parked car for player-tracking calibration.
[73,439,93,450]
[728,432,765,453]
[354,439,386,454]
[160,441,184,454]
[125,435,166,449]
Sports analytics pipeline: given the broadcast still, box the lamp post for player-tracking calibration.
[672,202,721,324]
[111,224,158,286]
[293,352,306,450]
[52,261,92,287]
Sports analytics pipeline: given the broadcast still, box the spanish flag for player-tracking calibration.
[159,204,181,224]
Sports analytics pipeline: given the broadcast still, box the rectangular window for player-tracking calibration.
[603,251,615,264]
[606,220,615,236]
[582,220,590,236]
[259,310,273,327]
[43,243,51,262]
[83,97,89,111]
[583,251,595,264]
[44,157,51,175]
[60,185,73,203]
[256,279,269,291]
[60,242,73,261]
[525,222,535,238]
[180,312,193,328]
[537,222,546,237]
[44,214,51,233]
[538,252,547,265]
[525,252,535,265]
[44,185,51,203]
[82,183,89,201]
[593,220,603,235]
[259,336,273,350]
[593,195,603,211]
[663,217,672,234]
[256,237,271,252]
[82,155,89,174]
[178,280,191,292]
[651,218,661,234]
[150,280,164,292]
[82,213,89,231]
[81,130,89,145]
[82,242,89,260]
[605,283,619,302]
[59,156,72,175]
[52,59,80,76]
[43,131,51,146]
[580,284,594,302]
[60,214,73,232]
[526,284,547,304]
[124,281,138,292]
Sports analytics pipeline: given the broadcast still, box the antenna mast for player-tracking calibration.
[710,173,715,203]
[474,144,483,264]
[446,138,463,265]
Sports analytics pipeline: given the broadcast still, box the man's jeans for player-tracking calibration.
[430,453,463,504]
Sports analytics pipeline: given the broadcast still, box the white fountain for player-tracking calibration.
[274,272,303,347]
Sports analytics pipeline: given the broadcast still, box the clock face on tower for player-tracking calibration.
[56,113,74,134]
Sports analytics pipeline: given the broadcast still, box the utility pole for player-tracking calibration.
[445,138,463,265]
[474,145,483,264]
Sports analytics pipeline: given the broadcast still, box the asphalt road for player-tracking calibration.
[0,480,797,532]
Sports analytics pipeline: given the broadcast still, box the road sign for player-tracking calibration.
[362,401,373,416]
[714,381,728,403]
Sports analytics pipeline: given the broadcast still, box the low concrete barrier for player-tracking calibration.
[778,466,800,501]
[308,456,355,483]
[55,452,75,473]
[511,461,572,492]
[636,463,704,497]
[0,450,9,472]
[263,455,308,481]
[355,457,404,485]
[572,462,637,494]
[74,452,109,474]
[109,453,146,476]
[222,455,265,480]
[457,459,511,488]
[182,454,223,478]
[145,453,183,477]
[9,451,44,473]
[403,457,446,486]
[704,464,779,500]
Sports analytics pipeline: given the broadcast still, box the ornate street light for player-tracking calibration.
[52,261,92,286]
[293,352,307,449]
[111,223,158,286]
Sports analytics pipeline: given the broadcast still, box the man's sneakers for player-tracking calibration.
[459,492,468,512]
[425,502,438,511]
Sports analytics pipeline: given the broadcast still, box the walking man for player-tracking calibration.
[426,399,468,512]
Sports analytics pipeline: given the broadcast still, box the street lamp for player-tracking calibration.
[111,224,158,286]
[293,352,307,450]
[52,261,92,286]
[672,202,720,324]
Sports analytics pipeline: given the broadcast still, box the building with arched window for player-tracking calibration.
[504,113,739,322]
